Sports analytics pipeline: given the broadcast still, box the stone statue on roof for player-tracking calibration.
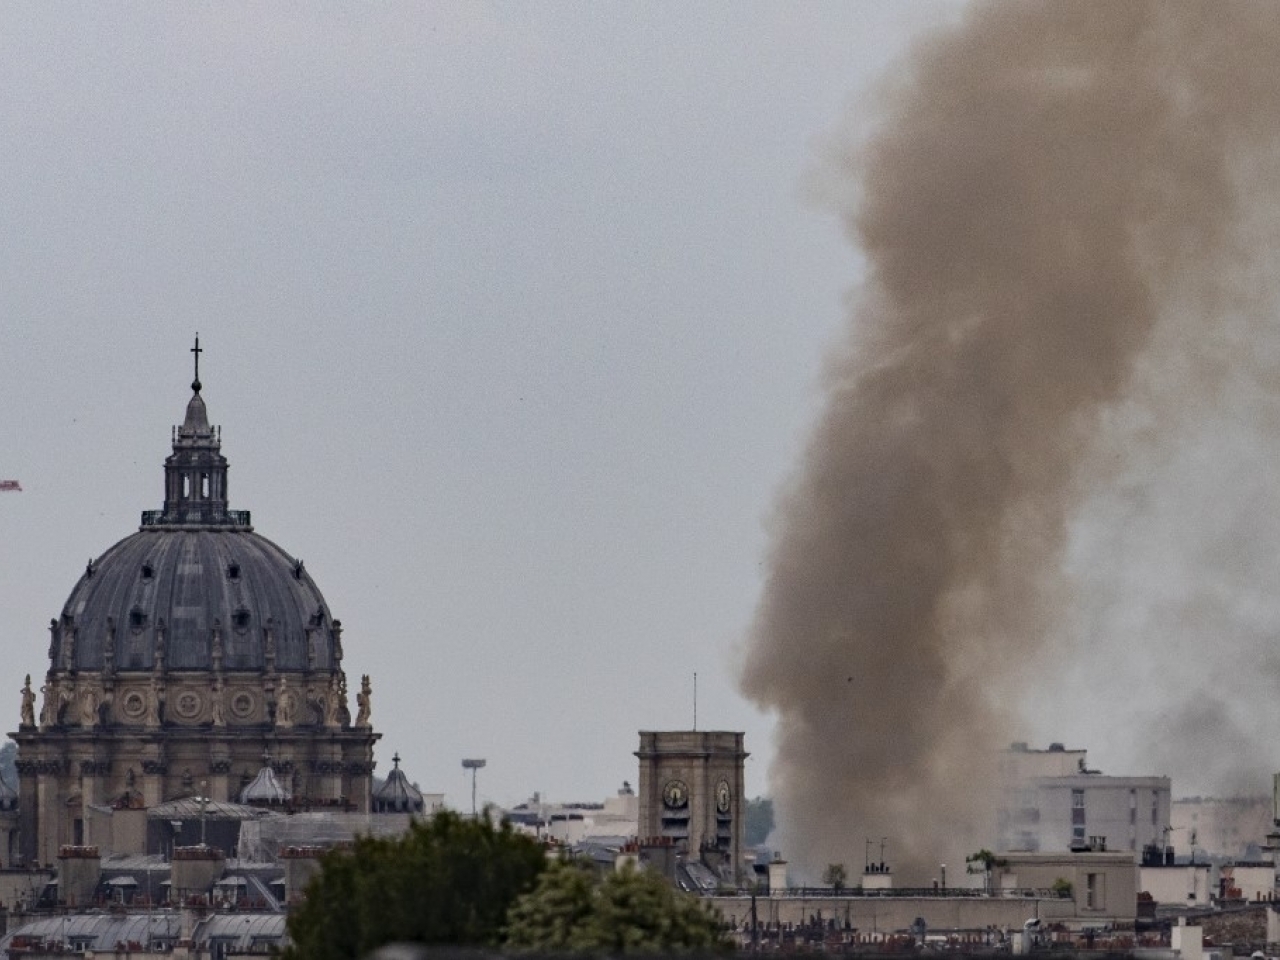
[19,676,35,728]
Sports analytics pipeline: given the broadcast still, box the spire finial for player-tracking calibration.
[393,752,401,769]
[191,333,203,393]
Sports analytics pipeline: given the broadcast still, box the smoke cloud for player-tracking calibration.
[740,2,1280,881]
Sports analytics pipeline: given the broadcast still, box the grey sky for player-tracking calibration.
[0,3,957,809]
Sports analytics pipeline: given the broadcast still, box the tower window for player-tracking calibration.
[201,473,210,497]
[182,475,190,498]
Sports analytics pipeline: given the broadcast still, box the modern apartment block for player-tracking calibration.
[998,742,1171,854]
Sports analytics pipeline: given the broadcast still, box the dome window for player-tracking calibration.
[227,562,240,581]
[141,563,154,581]
[129,608,147,631]
[232,608,251,633]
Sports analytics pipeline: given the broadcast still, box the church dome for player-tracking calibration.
[50,344,343,676]
[372,753,424,814]
[60,530,336,673]
[15,338,379,869]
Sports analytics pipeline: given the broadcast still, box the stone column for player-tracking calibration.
[16,758,39,866]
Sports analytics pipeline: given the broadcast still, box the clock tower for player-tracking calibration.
[636,730,747,883]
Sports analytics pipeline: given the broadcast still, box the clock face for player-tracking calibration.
[663,779,689,809]
[716,780,731,814]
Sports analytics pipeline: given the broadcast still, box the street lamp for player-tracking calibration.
[194,793,210,846]
[461,759,486,817]
[194,783,209,849]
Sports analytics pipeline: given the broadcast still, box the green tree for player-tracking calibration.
[822,862,847,893]
[505,860,729,954]
[282,811,546,960]
[965,848,1008,891]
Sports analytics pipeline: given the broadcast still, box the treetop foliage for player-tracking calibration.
[282,811,547,960]
[504,859,730,955]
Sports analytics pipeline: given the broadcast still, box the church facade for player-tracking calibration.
[11,345,380,865]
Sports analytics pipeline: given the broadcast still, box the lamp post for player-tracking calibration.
[194,792,209,847]
[461,759,486,817]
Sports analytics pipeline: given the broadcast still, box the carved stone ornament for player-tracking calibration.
[120,690,148,722]
[230,690,256,720]
[172,688,204,721]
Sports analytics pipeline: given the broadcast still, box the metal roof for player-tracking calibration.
[148,797,269,821]
[240,764,290,804]
[100,853,168,871]
[373,755,424,813]
[0,912,287,952]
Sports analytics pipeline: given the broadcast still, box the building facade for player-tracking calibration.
[998,743,1170,854]
[10,351,380,865]
[636,730,746,883]
[1171,795,1271,860]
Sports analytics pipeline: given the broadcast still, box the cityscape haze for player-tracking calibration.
[4,1,1280,889]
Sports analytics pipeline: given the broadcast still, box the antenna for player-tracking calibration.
[693,672,697,730]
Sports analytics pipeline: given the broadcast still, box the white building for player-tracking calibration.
[505,782,639,843]
[1172,796,1271,860]
[1140,859,1214,908]
[998,743,1171,854]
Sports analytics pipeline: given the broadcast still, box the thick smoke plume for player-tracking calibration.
[741,2,1280,881]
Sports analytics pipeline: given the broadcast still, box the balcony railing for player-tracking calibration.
[140,509,252,528]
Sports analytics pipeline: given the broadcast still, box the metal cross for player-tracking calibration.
[191,334,202,388]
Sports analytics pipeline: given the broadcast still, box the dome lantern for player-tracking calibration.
[143,334,250,530]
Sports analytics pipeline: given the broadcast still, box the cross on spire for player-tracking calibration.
[191,333,203,392]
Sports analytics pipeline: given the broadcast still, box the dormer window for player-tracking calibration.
[232,608,251,632]
[227,562,240,581]
[141,563,154,581]
[129,608,147,631]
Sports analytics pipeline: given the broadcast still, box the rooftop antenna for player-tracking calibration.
[461,758,486,817]
[693,672,697,731]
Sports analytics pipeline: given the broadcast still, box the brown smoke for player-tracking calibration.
[740,2,1280,881]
